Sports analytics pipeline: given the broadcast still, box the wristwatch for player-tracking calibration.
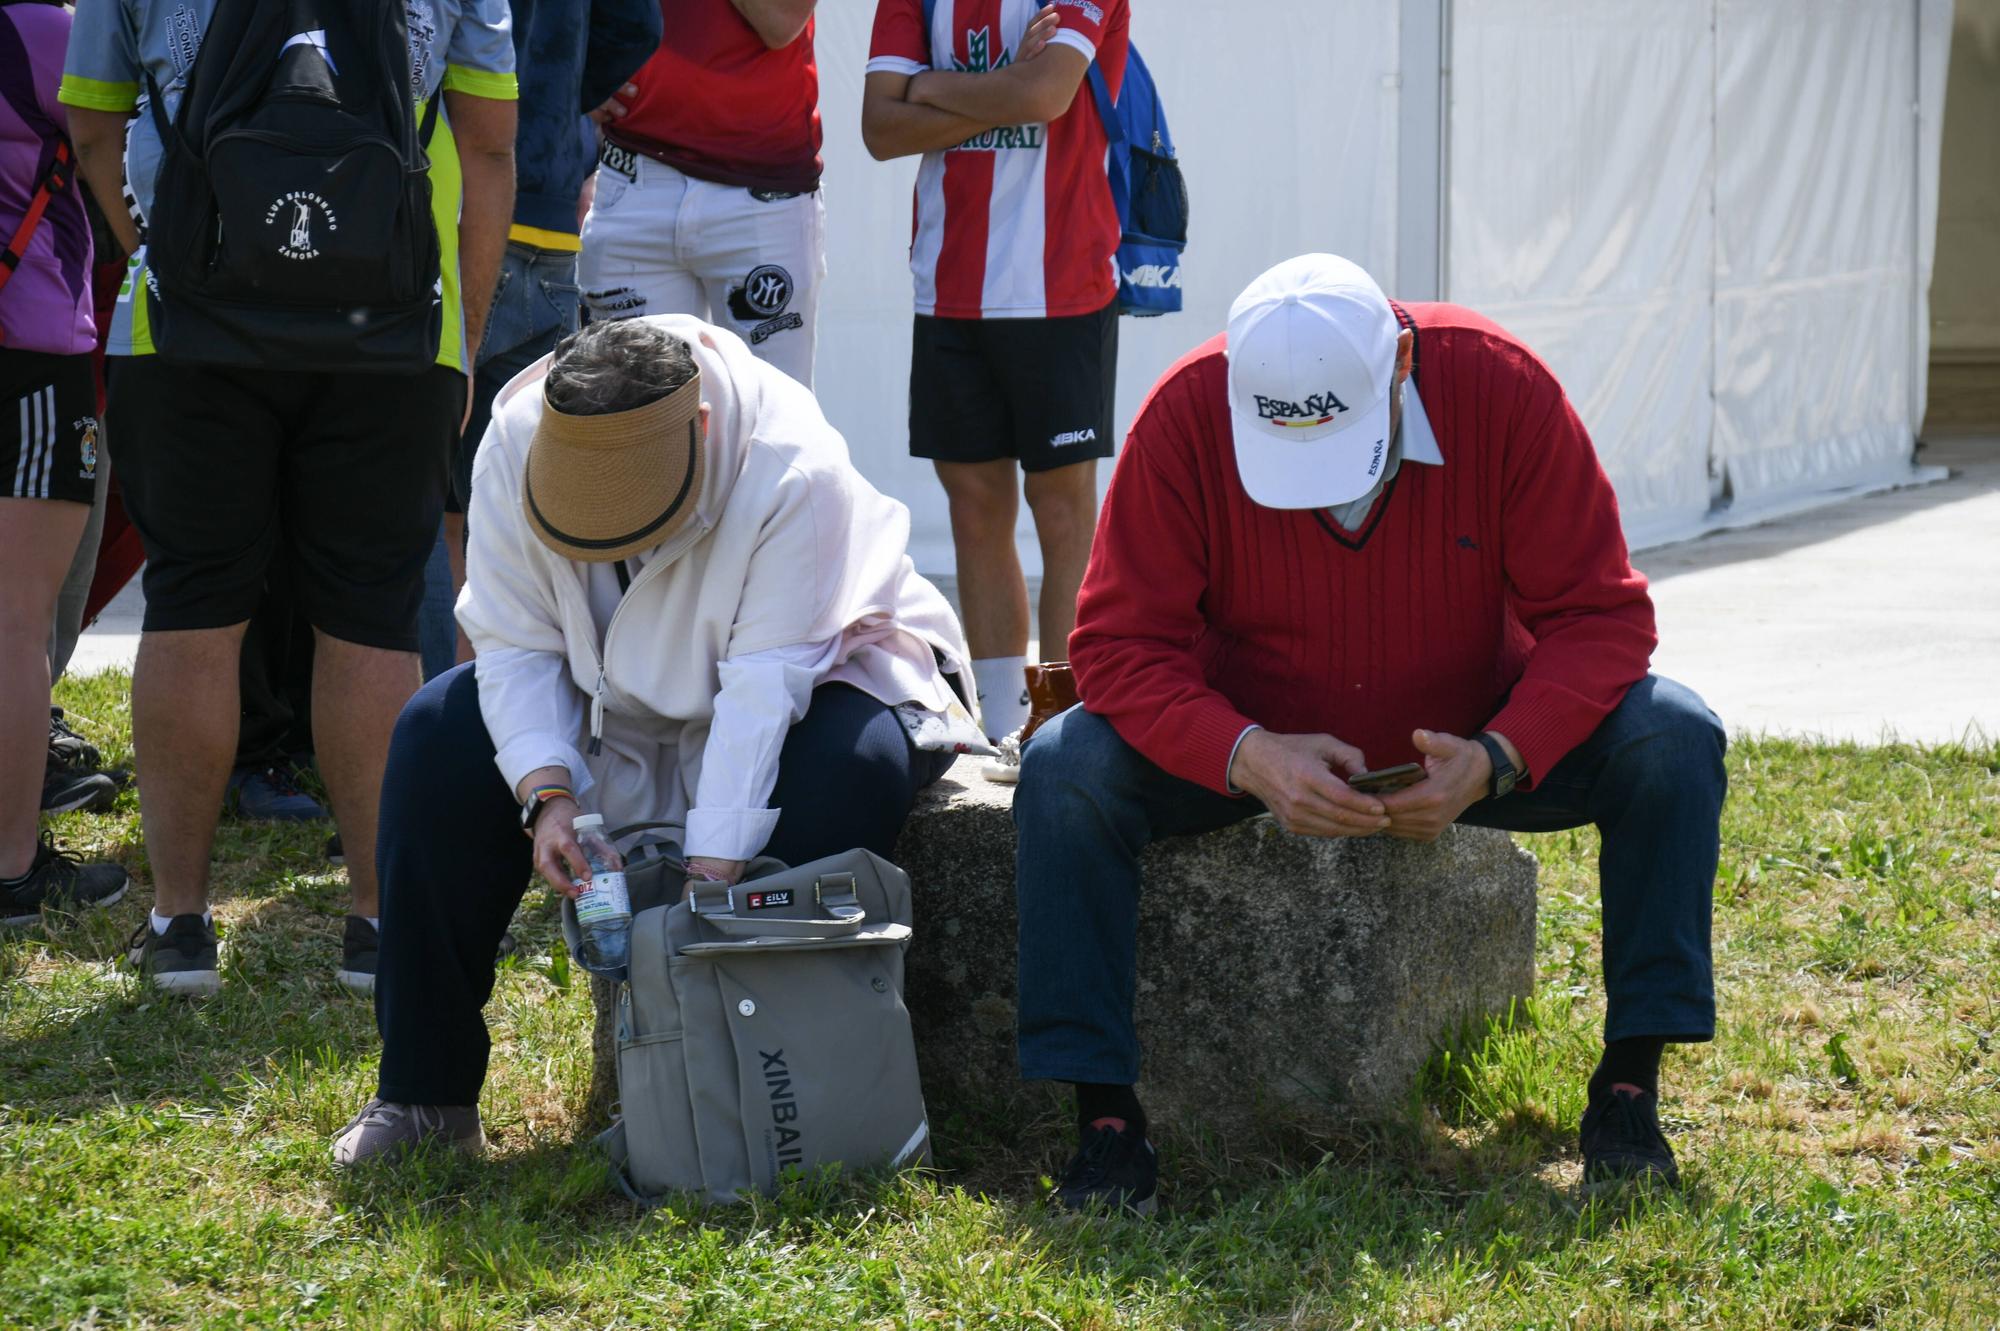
[1475,733,1519,800]
[519,785,574,837]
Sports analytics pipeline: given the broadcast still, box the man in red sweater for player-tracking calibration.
[1014,254,1726,1215]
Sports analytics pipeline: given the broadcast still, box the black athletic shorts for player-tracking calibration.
[3,348,99,505]
[107,356,462,651]
[908,298,1118,472]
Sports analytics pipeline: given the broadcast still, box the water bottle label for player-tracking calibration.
[575,870,631,925]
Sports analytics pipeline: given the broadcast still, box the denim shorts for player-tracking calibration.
[449,242,581,513]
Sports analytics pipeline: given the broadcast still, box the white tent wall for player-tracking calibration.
[1446,0,1952,548]
[1713,0,1923,514]
[810,1,1402,576]
[1446,2,1717,548]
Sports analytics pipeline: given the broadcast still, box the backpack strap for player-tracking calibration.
[0,6,75,321]
[1086,63,1123,146]
[418,91,441,151]
[0,138,72,319]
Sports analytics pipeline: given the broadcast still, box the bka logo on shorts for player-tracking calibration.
[266,191,337,261]
[1050,428,1097,447]
[1254,390,1349,428]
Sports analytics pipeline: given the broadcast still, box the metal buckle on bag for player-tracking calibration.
[688,880,734,917]
[814,872,859,915]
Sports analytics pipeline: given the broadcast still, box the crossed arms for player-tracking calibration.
[860,4,1085,161]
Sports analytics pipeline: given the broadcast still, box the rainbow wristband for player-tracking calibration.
[528,784,574,806]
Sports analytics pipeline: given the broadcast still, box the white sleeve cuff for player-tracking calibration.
[1224,725,1261,797]
[685,807,783,862]
[865,55,927,76]
[492,734,595,803]
[1048,28,1098,63]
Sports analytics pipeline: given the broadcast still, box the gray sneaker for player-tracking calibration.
[336,915,377,994]
[1,834,128,926]
[125,913,220,996]
[331,1099,485,1166]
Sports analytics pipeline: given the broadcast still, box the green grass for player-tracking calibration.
[4,669,1997,1329]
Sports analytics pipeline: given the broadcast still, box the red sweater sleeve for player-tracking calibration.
[1484,356,1658,785]
[1070,361,1257,794]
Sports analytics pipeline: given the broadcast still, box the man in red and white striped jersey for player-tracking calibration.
[862,0,1129,744]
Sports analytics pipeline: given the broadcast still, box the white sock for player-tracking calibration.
[972,656,1031,742]
[151,909,211,936]
[366,916,381,932]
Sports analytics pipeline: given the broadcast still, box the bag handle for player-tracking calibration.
[686,871,867,939]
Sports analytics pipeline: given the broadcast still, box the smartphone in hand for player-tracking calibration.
[1347,762,1425,795]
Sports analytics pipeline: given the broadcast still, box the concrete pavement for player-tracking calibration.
[1636,437,1997,744]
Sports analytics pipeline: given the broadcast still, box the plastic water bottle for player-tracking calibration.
[571,815,631,978]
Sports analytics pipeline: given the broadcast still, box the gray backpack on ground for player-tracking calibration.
[570,826,932,1205]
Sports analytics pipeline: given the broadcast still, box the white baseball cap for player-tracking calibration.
[1226,253,1402,509]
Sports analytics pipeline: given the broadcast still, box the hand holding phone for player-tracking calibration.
[1347,762,1425,795]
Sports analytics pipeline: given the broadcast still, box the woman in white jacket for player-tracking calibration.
[335,317,974,1165]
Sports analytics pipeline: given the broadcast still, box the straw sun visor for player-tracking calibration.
[523,372,706,563]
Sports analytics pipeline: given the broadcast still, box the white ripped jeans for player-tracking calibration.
[578,149,827,389]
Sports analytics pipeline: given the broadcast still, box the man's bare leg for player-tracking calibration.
[132,623,247,917]
[311,632,421,920]
[0,499,90,877]
[1023,460,1099,661]
[936,459,1032,739]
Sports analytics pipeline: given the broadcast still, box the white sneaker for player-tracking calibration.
[982,731,1023,784]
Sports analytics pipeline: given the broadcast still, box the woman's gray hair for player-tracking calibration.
[543,320,698,416]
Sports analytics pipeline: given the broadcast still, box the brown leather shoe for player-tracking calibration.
[1019,662,1080,746]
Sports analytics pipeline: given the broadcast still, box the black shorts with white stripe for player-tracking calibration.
[2,348,98,506]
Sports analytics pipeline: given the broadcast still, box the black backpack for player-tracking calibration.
[143,0,443,372]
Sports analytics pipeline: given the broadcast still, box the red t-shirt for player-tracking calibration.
[867,0,1129,320]
[608,0,822,194]
[1070,305,1659,795]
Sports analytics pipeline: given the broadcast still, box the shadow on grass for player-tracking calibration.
[318,1090,1683,1329]
[0,893,380,1117]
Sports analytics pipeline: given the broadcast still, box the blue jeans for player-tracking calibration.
[418,244,582,679]
[1012,675,1727,1085]
[374,664,955,1104]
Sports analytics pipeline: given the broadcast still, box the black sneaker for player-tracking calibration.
[1580,1087,1680,1188]
[1051,1119,1158,1217]
[1,834,128,925]
[325,833,344,866]
[49,708,128,788]
[41,751,118,815]
[337,915,378,994]
[48,707,99,767]
[126,913,221,997]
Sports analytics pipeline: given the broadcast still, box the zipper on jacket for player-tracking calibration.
[588,664,607,756]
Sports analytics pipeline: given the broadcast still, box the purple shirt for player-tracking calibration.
[0,3,93,356]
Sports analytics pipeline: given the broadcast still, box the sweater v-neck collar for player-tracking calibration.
[1311,302,1430,552]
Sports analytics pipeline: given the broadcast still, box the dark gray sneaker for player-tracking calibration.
[1580,1087,1681,1189]
[336,915,377,994]
[331,1099,485,1166]
[1,834,128,926]
[41,752,118,815]
[49,708,128,789]
[1052,1120,1159,1217]
[126,913,221,996]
